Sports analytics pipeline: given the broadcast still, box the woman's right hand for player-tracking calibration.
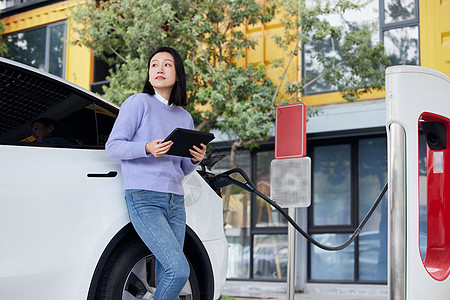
[145,138,173,157]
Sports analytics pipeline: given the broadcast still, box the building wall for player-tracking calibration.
[1,0,93,90]
[420,0,450,77]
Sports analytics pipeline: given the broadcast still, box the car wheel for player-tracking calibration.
[96,235,200,300]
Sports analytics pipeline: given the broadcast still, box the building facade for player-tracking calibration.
[2,0,450,297]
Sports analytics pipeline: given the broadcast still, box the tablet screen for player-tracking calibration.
[164,128,214,157]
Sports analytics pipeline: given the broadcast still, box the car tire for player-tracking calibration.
[96,235,201,300]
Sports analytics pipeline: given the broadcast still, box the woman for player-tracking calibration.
[105,47,206,299]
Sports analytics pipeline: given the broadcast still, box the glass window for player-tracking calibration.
[253,234,288,280]
[303,0,420,95]
[303,0,379,95]
[226,227,251,279]
[310,233,354,281]
[312,144,351,226]
[0,58,118,147]
[303,41,334,95]
[255,150,288,227]
[215,147,288,281]
[357,138,387,281]
[91,56,112,93]
[381,0,419,66]
[384,0,416,24]
[309,135,388,283]
[5,22,66,78]
[0,0,34,10]
[383,26,419,66]
[214,150,252,279]
[48,23,66,77]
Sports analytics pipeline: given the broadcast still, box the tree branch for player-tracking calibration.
[271,37,299,106]
[107,43,129,64]
[195,115,217,131]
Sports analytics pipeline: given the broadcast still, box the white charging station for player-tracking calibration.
[386,66,450,300]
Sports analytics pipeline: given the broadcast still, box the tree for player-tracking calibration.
[70,0,276,168]
[0,17,7,56]
[70,0,277,229]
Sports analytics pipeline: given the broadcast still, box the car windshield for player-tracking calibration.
[0,58,118,147]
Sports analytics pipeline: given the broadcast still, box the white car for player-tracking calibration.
[0,57,228,300]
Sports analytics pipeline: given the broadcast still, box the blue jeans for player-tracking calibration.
[125,190,189,300]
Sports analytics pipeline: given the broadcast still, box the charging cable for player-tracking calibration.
[211,168,388,251]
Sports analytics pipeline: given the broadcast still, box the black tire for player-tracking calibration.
[96,235,201,300]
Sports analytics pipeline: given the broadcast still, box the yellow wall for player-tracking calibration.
[239,18,299,105]
[420,0,450,77]
[1,1,93,90]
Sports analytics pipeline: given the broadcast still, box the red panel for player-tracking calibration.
[421,112,450,281]
[275,103,307,159]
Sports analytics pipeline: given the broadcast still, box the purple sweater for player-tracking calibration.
[105,93,198,195]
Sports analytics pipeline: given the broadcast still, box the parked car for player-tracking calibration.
[0,57,228,300]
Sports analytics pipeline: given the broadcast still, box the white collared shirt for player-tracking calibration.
[154,91,170,106]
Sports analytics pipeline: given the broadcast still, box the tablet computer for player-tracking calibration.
[164,128,215,157]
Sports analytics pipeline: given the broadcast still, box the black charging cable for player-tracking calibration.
[211,168,388,251]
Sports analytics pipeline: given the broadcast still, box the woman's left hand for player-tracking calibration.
[190,143,207,164]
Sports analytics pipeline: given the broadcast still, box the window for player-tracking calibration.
[0,0,34,10]
[214,149,252,279]
[303,0,380,95]
[381,0,419,65]
[5,21,66,78]
[0,59,118,148]
[253,150,288,280]
[90,56,112,94]
[309,134,387,283]
[303,0,419,95]
[213,145,288,280]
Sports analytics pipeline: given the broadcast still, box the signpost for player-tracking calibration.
[271,103,310,300]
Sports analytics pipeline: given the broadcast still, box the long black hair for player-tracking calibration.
[143,47,187,106]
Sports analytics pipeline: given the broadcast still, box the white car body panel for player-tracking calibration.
[184,171,229,299]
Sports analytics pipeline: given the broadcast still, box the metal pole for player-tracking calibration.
[287,207,296,300]
[388,123,407,300]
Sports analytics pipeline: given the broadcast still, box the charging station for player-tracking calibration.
[386,66,450,299]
